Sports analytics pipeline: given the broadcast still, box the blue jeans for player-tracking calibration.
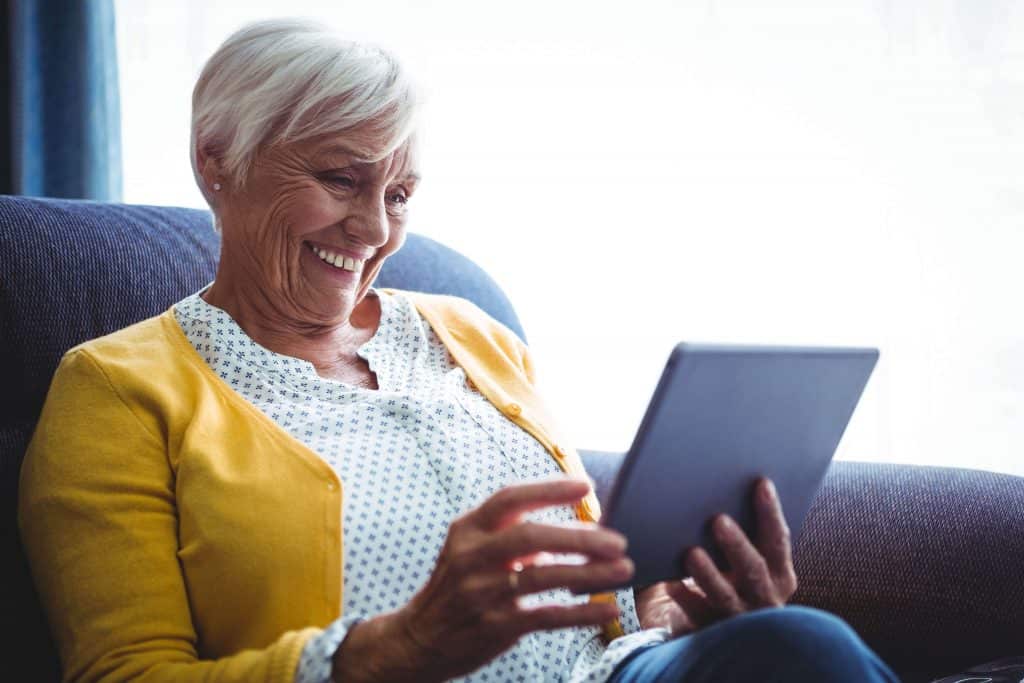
[609,606,900,683]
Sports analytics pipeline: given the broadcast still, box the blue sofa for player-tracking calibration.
[2,195,1022,682]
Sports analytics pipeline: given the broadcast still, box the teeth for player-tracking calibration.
[310,244,362,272]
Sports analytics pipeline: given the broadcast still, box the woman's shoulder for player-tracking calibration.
[52,308,213,423]
[65,308,194,378]
[72,308,175,353]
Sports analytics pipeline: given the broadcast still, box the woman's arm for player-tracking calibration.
[18,350,318,682]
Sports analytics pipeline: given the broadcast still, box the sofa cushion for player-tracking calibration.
[793,460,1024,681]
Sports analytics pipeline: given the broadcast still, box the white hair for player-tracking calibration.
[190,18,418,205]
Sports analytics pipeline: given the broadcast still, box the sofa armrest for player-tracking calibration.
[578,451,1024,683]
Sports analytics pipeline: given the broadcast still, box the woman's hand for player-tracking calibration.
[635,478,798,636]
[332,478,633,683]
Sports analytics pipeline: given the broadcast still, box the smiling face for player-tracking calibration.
[211,132,419,329]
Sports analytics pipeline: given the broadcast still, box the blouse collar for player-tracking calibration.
[174,286,391,388]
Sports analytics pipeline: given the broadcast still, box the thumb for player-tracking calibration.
[664,579,717,631]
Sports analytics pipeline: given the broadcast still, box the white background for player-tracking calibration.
[116,0,1024,475]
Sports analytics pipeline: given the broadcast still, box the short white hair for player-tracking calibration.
[190,18,418,203]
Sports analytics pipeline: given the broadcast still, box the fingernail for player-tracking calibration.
[716,515,735,533]
[616,557,635,577]
[762,479,776,503]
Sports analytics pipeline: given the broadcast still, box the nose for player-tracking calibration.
[342,189,390,248]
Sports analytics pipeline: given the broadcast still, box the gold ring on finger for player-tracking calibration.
[508,561,524,592]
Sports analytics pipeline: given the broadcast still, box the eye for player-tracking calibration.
[386,189,410,216]
[320,174,355,189]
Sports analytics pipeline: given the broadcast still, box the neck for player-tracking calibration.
[201,272,379,376]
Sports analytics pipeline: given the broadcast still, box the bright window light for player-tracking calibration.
[117,0,1024,475]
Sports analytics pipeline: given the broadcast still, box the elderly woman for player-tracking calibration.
[19,19,898,683]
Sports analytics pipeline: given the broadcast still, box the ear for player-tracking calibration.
[195,142,225,194]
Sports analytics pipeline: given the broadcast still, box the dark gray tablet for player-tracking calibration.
[601,342,879,589]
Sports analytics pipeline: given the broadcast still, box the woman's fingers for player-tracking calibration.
[655,480,798,634]
[473,521,627,568]
[711,514,776,606]
[514,600,621,634]
[470,478,593,530]
[523,557,634,596]
[480,598,619,641]
[662,578,716,632]
[460,557,634,603]
[684,546,745,615]
[753,478,798,596]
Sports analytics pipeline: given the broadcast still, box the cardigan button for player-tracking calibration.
[326,482,336,491]
[505,402,522,417]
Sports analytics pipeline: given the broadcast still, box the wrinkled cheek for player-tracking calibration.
[264,195,303,242]
[260,194,310,282]
[262,178,324,231]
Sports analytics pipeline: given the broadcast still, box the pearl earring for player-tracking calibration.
[212,182,222,191]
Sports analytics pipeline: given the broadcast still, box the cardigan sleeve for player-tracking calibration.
[18,350,319,683]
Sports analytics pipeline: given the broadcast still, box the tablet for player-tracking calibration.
[601,342,879,589]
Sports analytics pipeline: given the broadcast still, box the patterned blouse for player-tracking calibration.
[173,287,669,683]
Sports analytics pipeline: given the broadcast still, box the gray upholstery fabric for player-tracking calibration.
[792,461,1024,682]
[578,450,1024,683]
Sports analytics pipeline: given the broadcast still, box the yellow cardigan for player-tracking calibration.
[19,289,619,683]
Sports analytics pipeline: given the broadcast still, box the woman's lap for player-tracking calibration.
[608,606,900,683]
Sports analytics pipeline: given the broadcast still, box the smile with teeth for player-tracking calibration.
[309,244,363,272]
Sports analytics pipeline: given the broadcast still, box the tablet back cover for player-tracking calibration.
[605,343,878,587]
